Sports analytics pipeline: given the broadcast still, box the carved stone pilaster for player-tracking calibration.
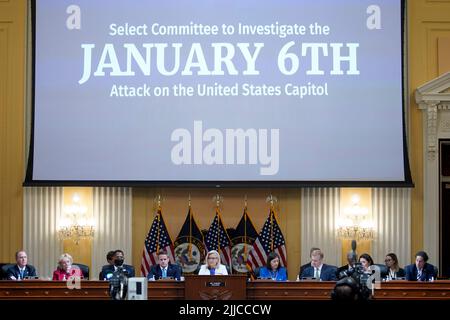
[416,73,450,162]
[426,104,438,160]
[441,120,450,133]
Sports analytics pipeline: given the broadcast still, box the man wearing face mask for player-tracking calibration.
[100,250,135,280]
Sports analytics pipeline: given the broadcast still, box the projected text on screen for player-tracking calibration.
[30,0,406,184]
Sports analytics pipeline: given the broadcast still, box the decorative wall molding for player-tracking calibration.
[91,187,132,279]
[371,188,411,267]
[415,71,450,267]
[23,187,133,279]
[427,104,438,160]
[416,72,450,160]
[301,188,341,268]
[23,187,63,279]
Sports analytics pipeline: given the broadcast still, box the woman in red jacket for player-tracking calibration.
[52,253,83,281]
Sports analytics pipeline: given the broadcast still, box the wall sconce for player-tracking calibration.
[57,193,95,245]
[337,194,374,253]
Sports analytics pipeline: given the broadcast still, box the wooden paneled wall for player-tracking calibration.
[0,0,26,262]
[340,188,371,264]
[62,187,93,272]
[2,0,450,273]
[132,188,301,280]
[408,0,450,259]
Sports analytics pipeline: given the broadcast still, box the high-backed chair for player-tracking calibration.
[225,264,231,275]
[73,263,89,280]
[254,267,261,278]
[373,264,388,279]
[0,263,14,280]
[433,265,439,278]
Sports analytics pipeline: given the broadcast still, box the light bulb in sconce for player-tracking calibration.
[351,194,360,205]
[72,193,81,203]
[344,194,368,217]
[337,194,374,241]
[57,193,94,244]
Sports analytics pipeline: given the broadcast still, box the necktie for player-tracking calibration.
[162,268,167,278]
[20,269,24,279]
[314,268,319,280]
[417,270,422,281]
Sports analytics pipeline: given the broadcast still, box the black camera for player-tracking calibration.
[337,263,372,300]
[109,266,128,300]
[338,262,362,279]
[331,276,360,301]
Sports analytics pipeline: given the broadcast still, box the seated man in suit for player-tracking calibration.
[106,250,115,266]
[98,251,115,279]
[299,247,321,277]
[336,251,357,279]
[6,250,37,280]
[100,249,135,280]
[300,250,337,281]
[405,251,437,281]
[147,249,182,280]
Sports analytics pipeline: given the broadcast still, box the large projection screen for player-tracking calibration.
[26,0,412,186]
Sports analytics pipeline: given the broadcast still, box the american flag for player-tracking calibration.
[204,208,232,269]
[140,209,175,276]
[246,208,287,273]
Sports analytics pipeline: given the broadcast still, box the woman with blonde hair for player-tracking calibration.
[52,253,83,280]
[198,250,228,275]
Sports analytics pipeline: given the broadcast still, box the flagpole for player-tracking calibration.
[217,209,220,256]
[156,195,162,253]
[218,207,233,274]
[213,194,231,273]
[269,195,274,252]
[244,195,248,258]
[214,195,221,255]
[188,195,192,259]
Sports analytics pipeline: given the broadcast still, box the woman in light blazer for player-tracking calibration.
[198,250,228,275]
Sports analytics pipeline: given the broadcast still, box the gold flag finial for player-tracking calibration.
[212,194,224,209]
[265,194,277,208]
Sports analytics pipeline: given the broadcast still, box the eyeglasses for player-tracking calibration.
[385,258,393,262]
[208,257,218,259]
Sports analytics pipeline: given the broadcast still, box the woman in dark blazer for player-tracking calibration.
[384,253,405,280]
